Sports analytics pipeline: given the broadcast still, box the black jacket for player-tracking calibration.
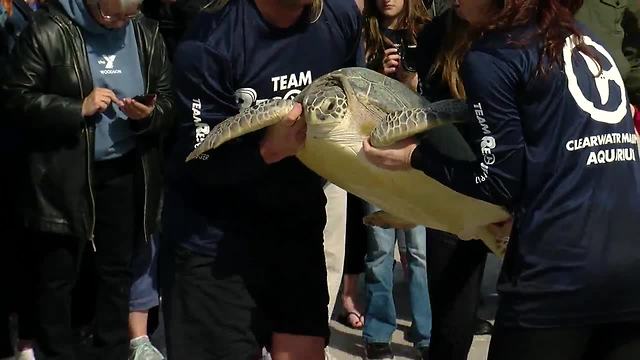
[1,0,174,245]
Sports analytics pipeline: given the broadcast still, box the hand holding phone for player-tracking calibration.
[122,94,157,120]
[132,93,157,106]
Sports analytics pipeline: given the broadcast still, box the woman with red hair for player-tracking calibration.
[364,0,640,358]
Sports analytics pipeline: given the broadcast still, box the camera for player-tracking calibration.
[393,31,418,73]
[401,43,418,73]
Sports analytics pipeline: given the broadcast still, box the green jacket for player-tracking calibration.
[576,0,640,104]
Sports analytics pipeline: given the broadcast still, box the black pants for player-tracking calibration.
[161,215,329,360]
[0,230,37,358]
[489,322,640,360]
[343,193,367,275]
[0,154,37,357]
[162,245,268,360]
[35,153,143,360]
[425,229,488,360]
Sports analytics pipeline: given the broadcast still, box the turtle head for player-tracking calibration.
[302,85,349,128]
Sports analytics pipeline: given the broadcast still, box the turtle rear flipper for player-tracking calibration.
[186,99,297,162]
[363,210,417,230]
[369,99,468,147]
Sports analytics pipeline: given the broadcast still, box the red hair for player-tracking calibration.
[1,0,12,16]
[475,0,600,76]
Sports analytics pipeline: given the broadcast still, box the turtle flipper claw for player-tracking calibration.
[186,99,297,162]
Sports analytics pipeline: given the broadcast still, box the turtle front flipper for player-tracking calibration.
[369,99,468,147]
[186,99,297,162]
[363,210,417,230]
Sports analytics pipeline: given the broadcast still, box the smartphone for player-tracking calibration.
[401,44,418,73]
[132,93,157,106]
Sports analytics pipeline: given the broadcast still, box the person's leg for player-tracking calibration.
[0,167,34,359]
[35,233,82,360]
[162,244,265,360]
[15,232,38,360]
[128,233,163,359]
[260,214,328,360]
[322,182,348,320]
[425,229,487,360]
[340,274,364,328]
[271,334,325,360]
[584,322,640,360]
[362,204,398,347]
[340,194,367,329]
[91,155,141,360]
[403,226,432,350]
[0,235,14,359]
[488,323,591,360]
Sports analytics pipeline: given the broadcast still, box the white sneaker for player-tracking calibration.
[325,349,338,360]
[129,336,164,360]
[14,349,35,360]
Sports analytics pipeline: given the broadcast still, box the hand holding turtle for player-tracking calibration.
[362,136,418,171]
[259,102,306,164]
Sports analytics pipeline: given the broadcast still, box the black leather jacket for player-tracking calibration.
[1,1,174,246]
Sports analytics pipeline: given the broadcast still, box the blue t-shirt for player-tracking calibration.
[163,0,362,256]
[412,25,640,327]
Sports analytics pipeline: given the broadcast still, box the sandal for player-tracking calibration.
[337,311,364,329]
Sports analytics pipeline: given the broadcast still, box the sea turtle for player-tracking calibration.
[186,67,511,256]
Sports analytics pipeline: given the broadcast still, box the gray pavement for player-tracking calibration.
[324,253,501,360]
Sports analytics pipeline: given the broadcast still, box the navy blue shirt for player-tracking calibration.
[163,0,362,256]
[411,26,640,327]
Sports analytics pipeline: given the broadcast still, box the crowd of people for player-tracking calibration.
[1,0,639,360]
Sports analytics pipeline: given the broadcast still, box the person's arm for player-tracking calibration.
[130,30,174,137]
[1,23,85,138]
[623,2,640,105]
[410,50,525,207]
[342,0,364,68]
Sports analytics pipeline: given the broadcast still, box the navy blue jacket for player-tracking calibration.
[411,25,640,327]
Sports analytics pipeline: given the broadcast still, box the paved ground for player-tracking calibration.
[326,318,491,360]
[324,253,500,360]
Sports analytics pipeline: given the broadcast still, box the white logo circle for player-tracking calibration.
[563,35,628,124]
[234,88,258,110]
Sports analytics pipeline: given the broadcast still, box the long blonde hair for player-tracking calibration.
[362,0,430,72]
[205,0,323,23]
[429,12,473,99]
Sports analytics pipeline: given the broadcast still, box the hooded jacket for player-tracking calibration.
[0,0,174,246]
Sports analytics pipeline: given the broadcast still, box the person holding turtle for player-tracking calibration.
[363,0,640,358]
[160,0,362,359]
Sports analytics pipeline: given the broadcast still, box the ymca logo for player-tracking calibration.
[563,35,628,124]
[97,55,122,75]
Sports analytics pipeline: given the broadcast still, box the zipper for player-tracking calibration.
[139,23,158,244]
[74,24,97,252]
[54,15,98,251]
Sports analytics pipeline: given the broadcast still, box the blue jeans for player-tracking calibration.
[363,205,432,348]
[129,233,160,312]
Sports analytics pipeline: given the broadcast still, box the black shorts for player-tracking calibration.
[162,223,329,360]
